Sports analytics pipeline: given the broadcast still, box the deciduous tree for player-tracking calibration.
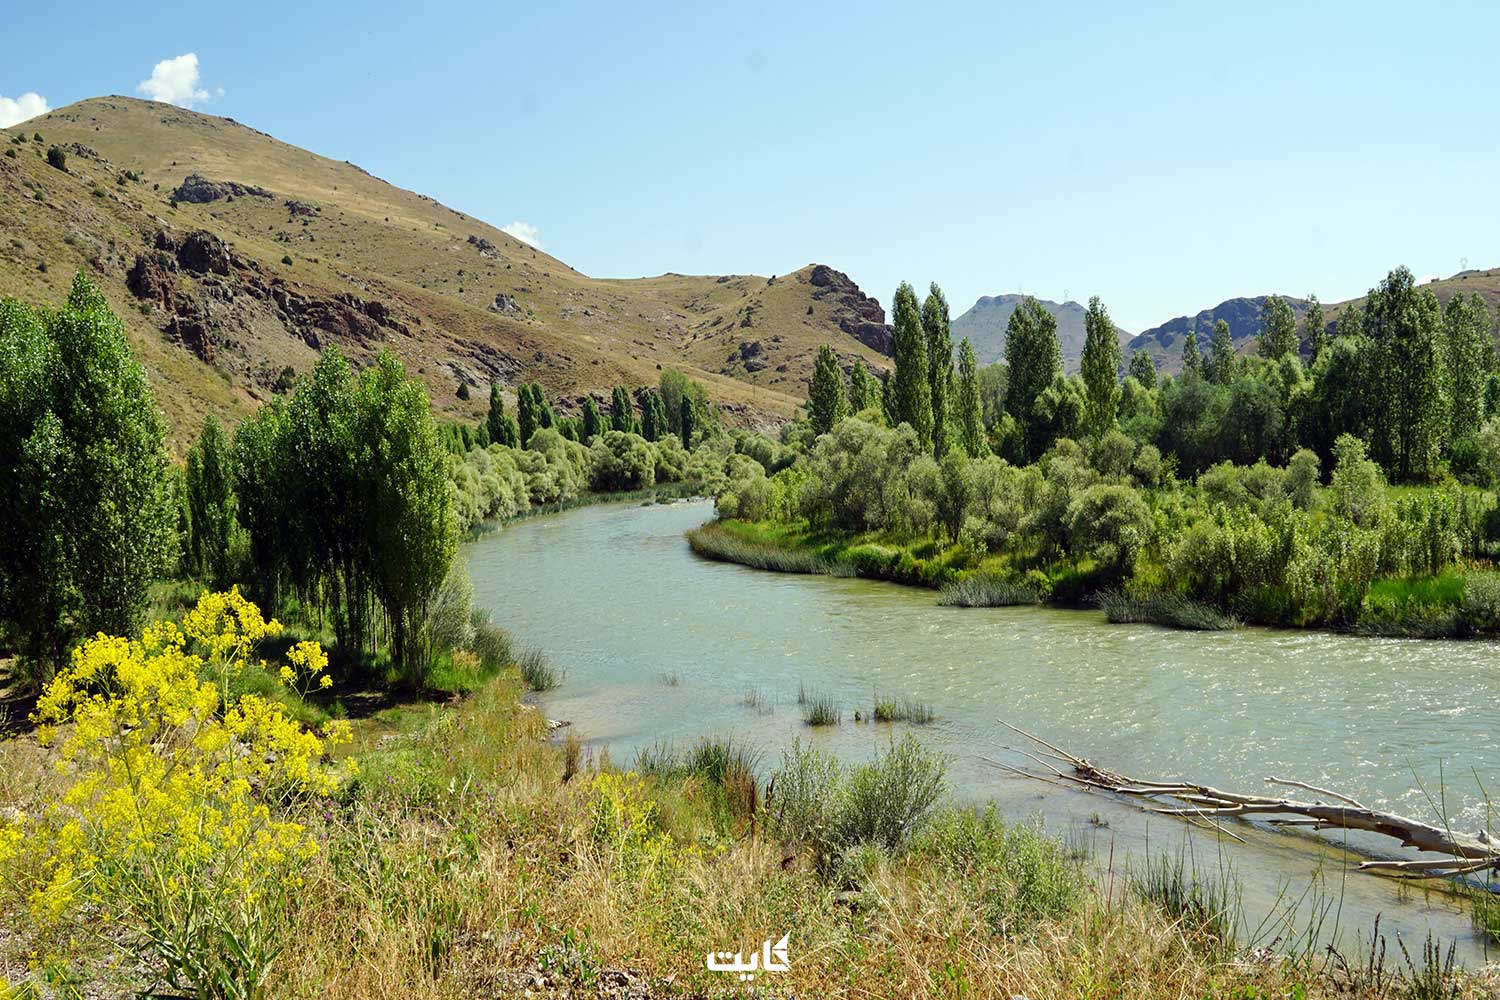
[808,344,848,435]
[1080,296,1121,437]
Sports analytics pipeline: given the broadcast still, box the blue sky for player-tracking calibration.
[4,1,1497,331]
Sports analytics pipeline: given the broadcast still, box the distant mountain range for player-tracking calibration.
[952,294,1132,372]
[954,270,1500,375]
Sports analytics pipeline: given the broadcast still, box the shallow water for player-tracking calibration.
[468,499,1499,962]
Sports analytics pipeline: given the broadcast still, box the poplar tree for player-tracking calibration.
[890,282,933,445]
[1257,295,1297,359]
[1181,329,1202,377]
[808,344,848,435]
[1004,296,1061,460]
[954,338,989,457]
[1303,294,1326,362]
[1128,350,1157,390]
[517,383,539,446]
[582,396,603,442]
[641,391,670,441]
[922,283,953,455]
[1445,293,1492,442]
[186,415,240,588]
[679,396,695,447]
[1364,267,1447,480]
[848,357,877,413]
[1080,295,1121,438]
[486,381,519,448]
[1207,319,1236,384]
[610,385,635,433]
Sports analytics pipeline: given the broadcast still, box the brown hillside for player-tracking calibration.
[0,97,891,450]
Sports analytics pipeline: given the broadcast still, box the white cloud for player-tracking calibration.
[137,53,215,107]
[501,221,541,247]
[0,92,50,129]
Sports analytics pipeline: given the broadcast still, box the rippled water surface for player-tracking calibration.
[469,500,1499,959]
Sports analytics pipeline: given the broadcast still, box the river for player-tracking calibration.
[468,499,1498,962]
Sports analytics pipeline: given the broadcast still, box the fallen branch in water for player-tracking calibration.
[989,723,1499,880]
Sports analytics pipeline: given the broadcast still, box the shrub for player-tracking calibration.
[45,145,66,170]
[589,430,656,492]
[427,559,475,652]
[1285,448,1320,509]
[833,735,947,851]
[1065,482,1153,574]
[0,590,352,998]
[1462,572,1500,631]
[765,739,840,855]
[281,254,293,265]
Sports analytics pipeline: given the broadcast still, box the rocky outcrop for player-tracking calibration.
[489,293,521,314]
[175,230,233,276]
[808,264,891,355]
[467,234,501,259]
[171,174,273,203]
[284,199,319,217]
[126,251,178,310]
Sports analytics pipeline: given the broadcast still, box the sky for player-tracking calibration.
[3,0,1498,332]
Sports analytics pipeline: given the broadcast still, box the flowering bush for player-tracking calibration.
[1,589,352,999]
[587,771,675,881]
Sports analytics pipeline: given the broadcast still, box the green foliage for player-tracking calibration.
[678,395,696,448]
[1128,350,1157,390]
[1444,293,1492,446]
[801,691,842,726]
[0,276,177,673]
[1079,296,1121,438]
[922,283,953,456]
[1097,590,1239,631]
[588,430,656,491]
[1207,318,1235,384]
[953,339,988,458]
[516,646,564,690]
[1365,268,1448,481]
[1004,297,1062,460]
[937,574,1044,607]
[45,145,66,170]
[185,415,243,588]
[1066,482,1152,573]
[609,385,636,434]
[1302,293,1326,361]
[639,389,669,442]
[581,395,603,442]
[1257,294,1297,359]
[847,357,878,414]
[1181,328,1201,376]
[807,343,848,436]
[890,282,933,447]
[487,381,520,448]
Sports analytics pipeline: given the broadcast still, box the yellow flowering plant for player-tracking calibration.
[1,589,352,1000]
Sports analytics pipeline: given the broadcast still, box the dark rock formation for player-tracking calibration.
[284,199,320,217]
[171,174,273,204]
[175,230,232,276]
[489,293,521,314]
[126,251,178,310]
[808,264,891,355]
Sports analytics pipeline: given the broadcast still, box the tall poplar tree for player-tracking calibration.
[954,338,989,457]
[891,282,933,445]
[1364,267,1447,480]
[808,344,848,435]
[1004,296,1061,460]
[1207,319,1236,385]
[186,415,240,588]
[1181,329,1202,377]
[1079,295,1121,438]
[582,396,603,442]
[1128,350,1157,390]
[610,385,635,433]
[922,283,953,456]
[1257,295,1297,359]
[848,357,877,413]
[1445,293,1492,442]
[487,382,521,447]
[1302,294,1326,362]
[678,396,695,447]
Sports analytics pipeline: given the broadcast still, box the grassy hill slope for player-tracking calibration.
[0,97,892,449]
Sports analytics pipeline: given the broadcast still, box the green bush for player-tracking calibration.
[1462,572,1500,631]
[516,646,564,690]
[833,736,947,851]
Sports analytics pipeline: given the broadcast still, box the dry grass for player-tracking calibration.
[3,668,1495,998]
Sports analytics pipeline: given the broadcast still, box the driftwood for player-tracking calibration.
[989,723,1499,880]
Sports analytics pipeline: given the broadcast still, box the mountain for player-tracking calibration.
[0,97,892,449]
[1126,270,1500,374]
[952,294,1133,372]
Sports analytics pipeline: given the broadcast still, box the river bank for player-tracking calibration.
[686,516,1500,638]
[471,500,1500,968]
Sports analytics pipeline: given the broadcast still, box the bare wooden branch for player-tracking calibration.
[995,723,1500,882]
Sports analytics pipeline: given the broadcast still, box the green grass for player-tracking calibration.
[1128,848,1241,956]
[1096,589,1240,631]
[516,646,564,691]
[801,691,842,727]
[872,696,936,724]
[1356,573,1466,638]
[938,573,1042,607]
[686,522,843,575]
